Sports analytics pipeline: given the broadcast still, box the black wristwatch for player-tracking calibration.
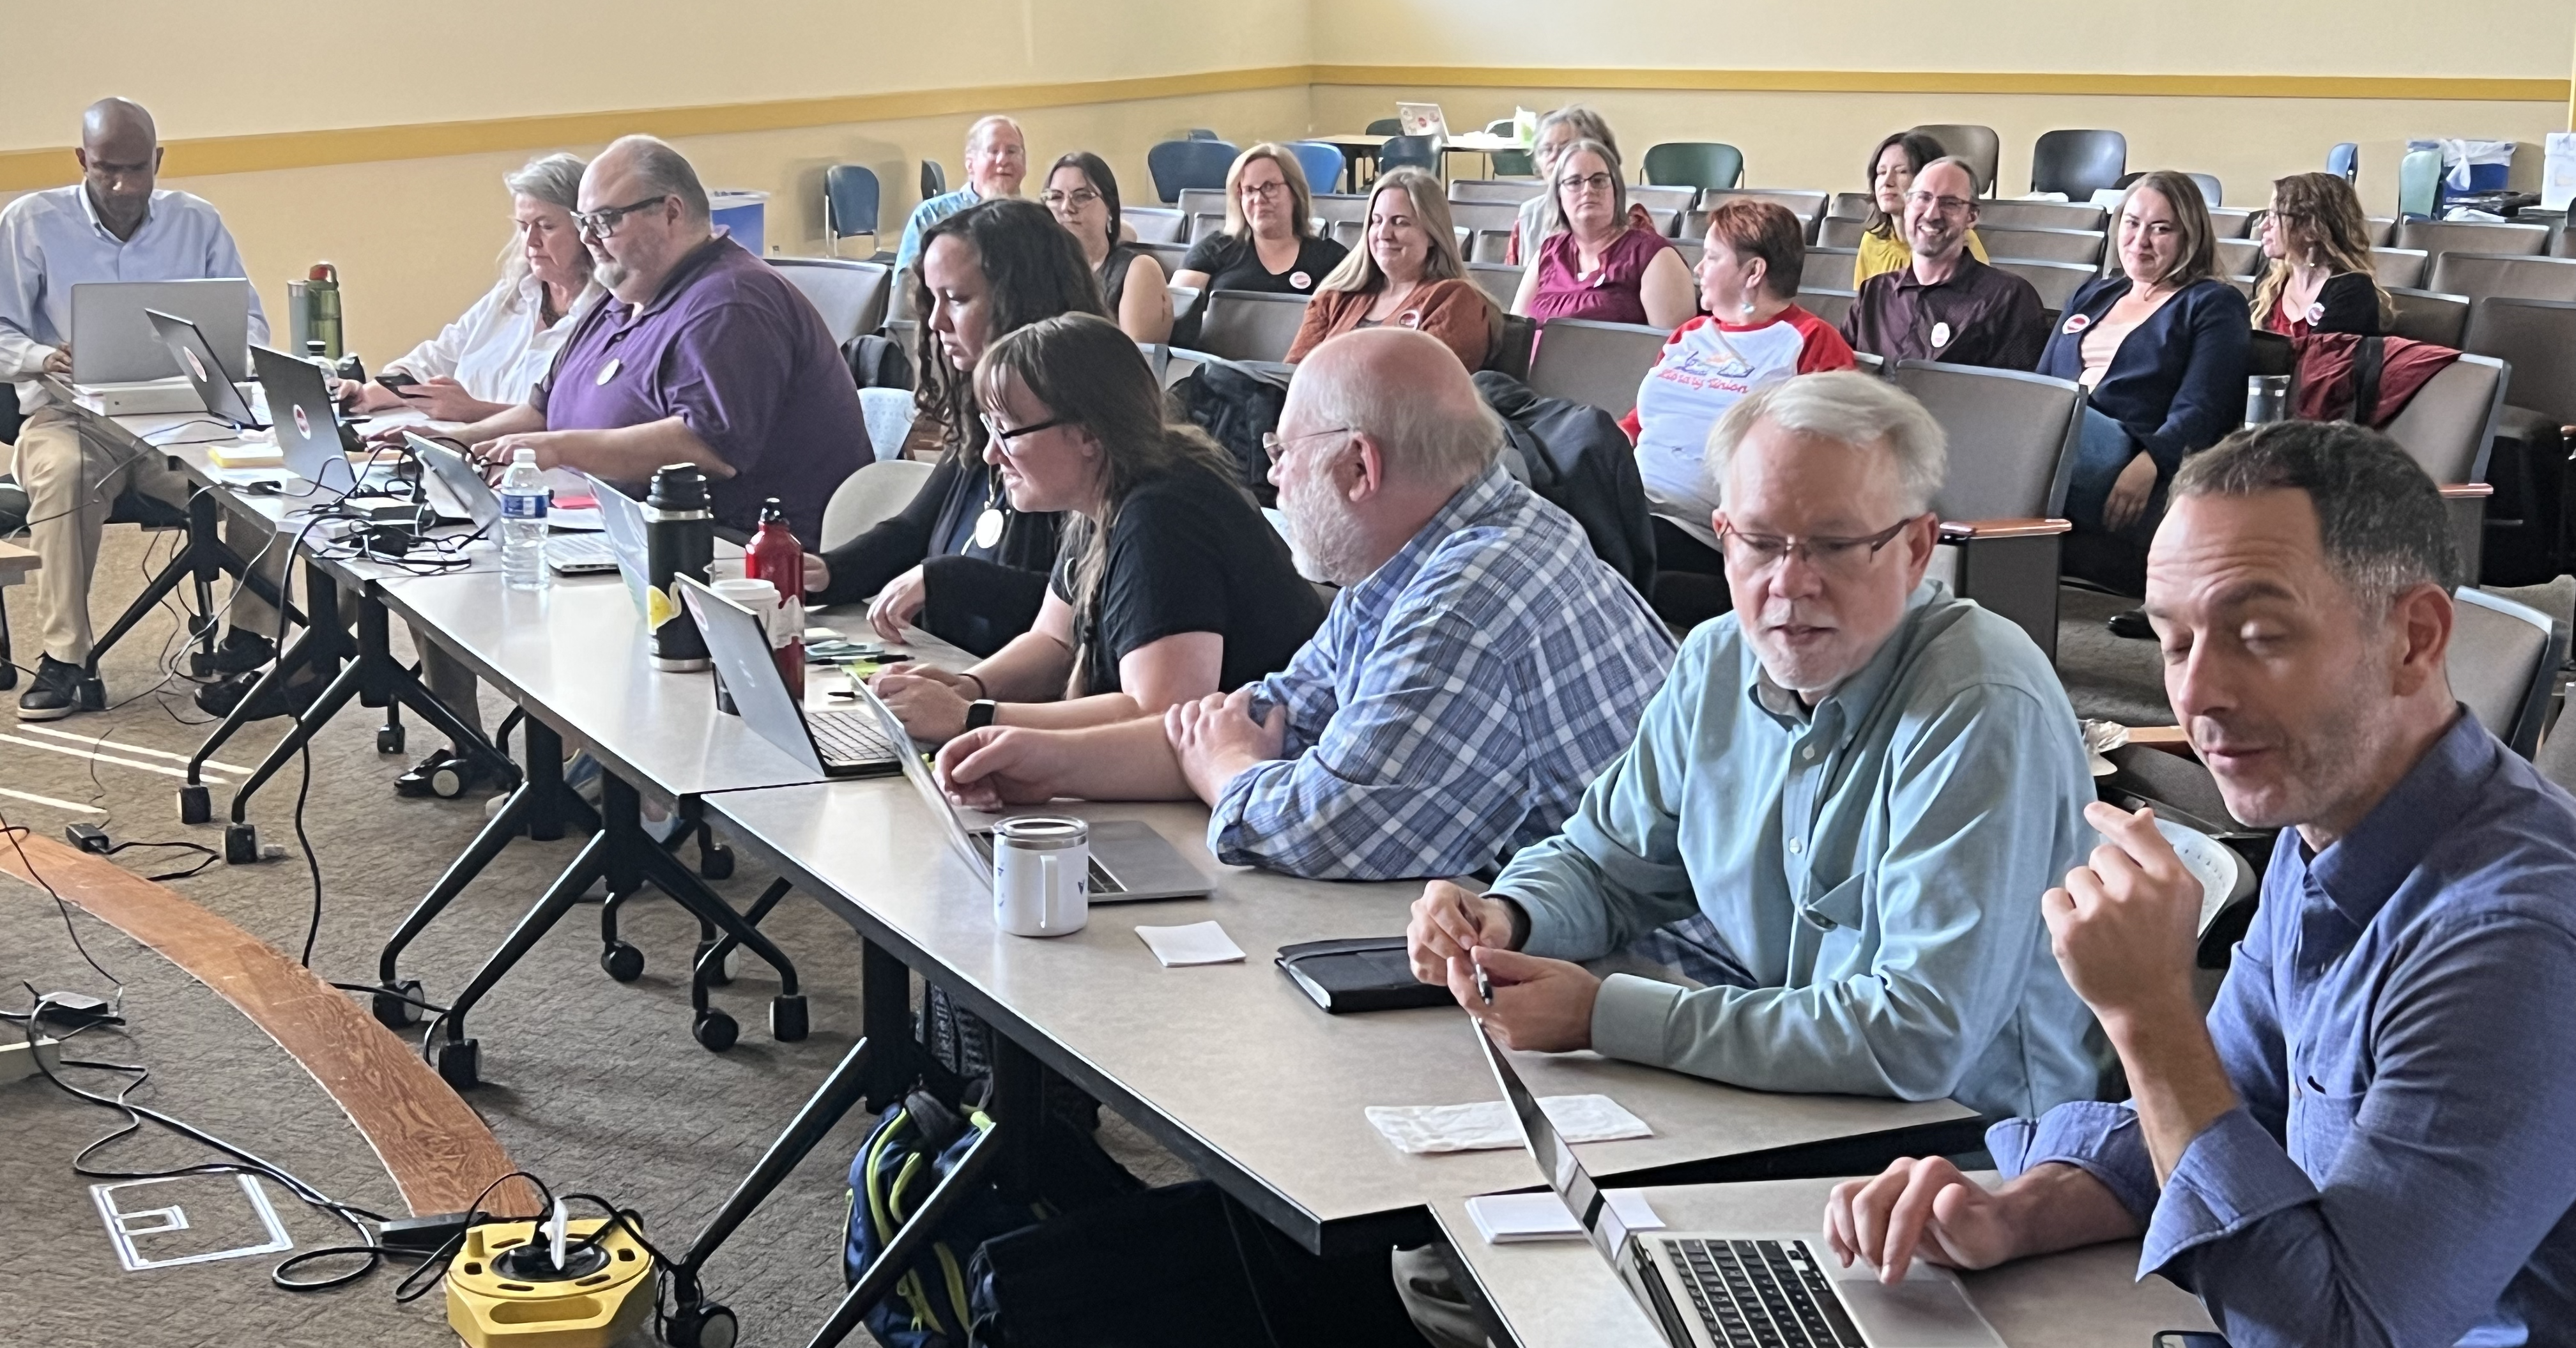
[964,699,998,731]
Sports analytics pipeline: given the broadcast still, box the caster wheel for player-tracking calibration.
[224,823,261,865]
[693,1009,739,1052]
[770,995,809,1043]
[699,844,735,881]
[372,979,424,1029]
[600,940,645,983]
[693,939,738,986]
[430,762,466,799]
[178,783,211,825]
[664,1303,738,1348]
[76,677,106,712]
[437,1038,480,1089]
[377,724,406,754]
[188,613,218,640]
[188,650,217,678]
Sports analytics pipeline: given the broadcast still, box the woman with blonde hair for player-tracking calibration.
[1285,168,1498,371]
[2251,171,2391,337]
[1169,142,1348,346]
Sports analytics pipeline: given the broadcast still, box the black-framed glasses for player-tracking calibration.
[980,412,1073,448]
[1716,515,1923,574]
[574,195,673,239]
[1261,425,1354,463]
[1903,191,1974,215]
[1562,172,1617,195]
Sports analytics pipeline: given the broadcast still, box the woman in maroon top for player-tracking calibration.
[1508,139,1696,329]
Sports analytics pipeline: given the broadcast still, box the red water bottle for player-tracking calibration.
[746,498,806,699]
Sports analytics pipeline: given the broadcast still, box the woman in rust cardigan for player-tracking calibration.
[1285,167,1499,371]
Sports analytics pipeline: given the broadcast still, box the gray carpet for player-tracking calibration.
[0,524,1186,1347]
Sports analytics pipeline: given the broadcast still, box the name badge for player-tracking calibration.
[2306,302,2326,325]
[1396,309,1425,330]
[1929,321,1952,349]
[2061,312,2092,335]
[595,358,622,386]
[972,507,1005,549]
[1289,271,1312,291]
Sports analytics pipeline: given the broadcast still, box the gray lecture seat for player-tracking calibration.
[2426,252,2576,305]
[767,257,892,347]
[1977,225,2108,265]
[2465,296,2576,425]
[2370,248,2430,289]
[1796,288,1855,328]
[2387,287,2472,348]
[2453,588,2568,757]
[1992,259,2098,315]
[1974,200,2106,232]
[1193,289,1313,364]
[1525,318,1669,420]
[2395,218,2551,258]
[1449,179,1547,206]
[1466,261,1524,310]
[1908,124,2000,195]
[1895,361,2084,661]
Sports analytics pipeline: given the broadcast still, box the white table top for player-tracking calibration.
[703,779,1974,1254]
[1430,1176,2214,1348]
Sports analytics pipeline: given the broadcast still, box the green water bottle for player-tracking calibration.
[306,263,342,360]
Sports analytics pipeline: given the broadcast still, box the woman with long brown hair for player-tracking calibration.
[1285,167,1499,371]
[871,313,1322,742]
[2251,171,2391,337]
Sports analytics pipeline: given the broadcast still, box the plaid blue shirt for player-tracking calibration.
[1208,464,1675,880]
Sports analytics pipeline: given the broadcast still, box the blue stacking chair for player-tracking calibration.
[823,165,880,257]
[1377,135,1439,174]
[2327,142,2360,181]
[1286,141,1346,195]
[1147,138,1240,204]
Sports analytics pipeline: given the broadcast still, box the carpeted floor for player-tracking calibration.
[0,524,1184,1347]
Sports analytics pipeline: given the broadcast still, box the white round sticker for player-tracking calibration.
[2306,302,2326,325]
[291,404,310,439]
[2062,313,2092,335]
[972,507,1005,549]
[1929,321,1952,349]
[183,348,207,383]
[1289,271,1311,291]
[595,358,622,386]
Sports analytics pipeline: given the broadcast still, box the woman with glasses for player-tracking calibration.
[1169,142,1347,348]
[870,314,1322,742]
[1853,131,1989,287]
[1041,151,1173,345]
[1285,168,1498,371]
[2250,171,2389,337]
[804,198,1102,655]
[1507,139,1694,328]
[1623,199,1855,627]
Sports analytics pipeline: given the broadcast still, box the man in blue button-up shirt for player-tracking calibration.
[1828,421,2576,1347]
[3,98,275,719]
[1407,371,2102,1121]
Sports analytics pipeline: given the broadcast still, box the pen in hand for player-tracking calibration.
[1474,954,1494,1007]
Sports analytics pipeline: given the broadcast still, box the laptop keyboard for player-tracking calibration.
[547,534,619,571]
[1663,1238,1864,1348]
[807,708,898,770]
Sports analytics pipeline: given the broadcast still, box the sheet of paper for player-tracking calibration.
[1135,921,1246,967]
[1365,1094,1652,1154]
[1464,1190,1666,1243]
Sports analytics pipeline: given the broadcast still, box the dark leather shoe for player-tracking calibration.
[204,629,278,675]
[394,749,491,799]
[17,655,86,721]
[2106,608,2154,640]
[194,669,325,721]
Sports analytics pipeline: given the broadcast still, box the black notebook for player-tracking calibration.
[1274,937,1455,1014]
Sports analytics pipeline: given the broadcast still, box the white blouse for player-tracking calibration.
[385,272,599,405]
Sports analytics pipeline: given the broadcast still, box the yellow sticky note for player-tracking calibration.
[646,585,679,631]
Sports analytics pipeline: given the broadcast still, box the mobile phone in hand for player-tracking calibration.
[376,371,419,393]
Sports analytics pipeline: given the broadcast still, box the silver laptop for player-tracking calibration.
[1477,1023,2006,1348]
[146,308,263,429]
[407,432,618,573]
[72,279,252,384]
[250,343,365,494]
[1395,102,1449,139]
[676,574,904,779]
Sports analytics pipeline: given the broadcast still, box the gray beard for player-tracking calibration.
[1280,468,1372,586]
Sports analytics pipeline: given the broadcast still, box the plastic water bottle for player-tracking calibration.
[500,448,550,591]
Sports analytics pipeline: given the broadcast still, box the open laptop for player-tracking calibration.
[677,573,904,779]
[1476,1023,2006,1348]
[1396,102,1450,139]
[250,344,368,494]
[407,432,622,575]
[146,308,264,430]
[72,279,251,384]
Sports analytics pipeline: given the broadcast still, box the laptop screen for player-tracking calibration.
[1477,1021,1615,1262]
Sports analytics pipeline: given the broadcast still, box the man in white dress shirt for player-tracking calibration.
[1,98,272,719]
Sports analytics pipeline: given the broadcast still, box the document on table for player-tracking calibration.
[1365,1094,1652,1154]
[1135,921,1246,967]
[1464,1189,1666,1244]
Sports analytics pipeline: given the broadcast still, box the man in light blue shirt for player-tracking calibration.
[891,116,1025,275]
[1407,371,2101,1121]
[1828,422,2576,1348]
[3,98,274,719]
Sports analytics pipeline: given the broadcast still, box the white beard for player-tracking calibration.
[1278,459,1373,586]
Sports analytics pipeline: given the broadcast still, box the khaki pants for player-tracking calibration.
[12,405,282,664]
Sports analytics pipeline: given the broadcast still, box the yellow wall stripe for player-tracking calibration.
[1,63,2561,192]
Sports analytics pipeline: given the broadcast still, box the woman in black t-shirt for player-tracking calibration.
[872,313,1324,743]
[1169,142,1349,348]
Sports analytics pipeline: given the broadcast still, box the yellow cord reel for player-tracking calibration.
[447,1216,657,1348]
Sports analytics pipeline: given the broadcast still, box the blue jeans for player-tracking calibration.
[2064,407,2163,541]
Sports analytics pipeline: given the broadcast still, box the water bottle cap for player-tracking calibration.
[512,447,538,464]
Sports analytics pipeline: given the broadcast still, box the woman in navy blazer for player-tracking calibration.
[2037,171,2249,569]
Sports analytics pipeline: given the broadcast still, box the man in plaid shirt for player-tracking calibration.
[937,328,1675,880]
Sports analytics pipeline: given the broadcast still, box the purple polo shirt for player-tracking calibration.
[534,233,868,540]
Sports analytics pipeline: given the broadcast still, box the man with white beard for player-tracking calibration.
[935,327,1674,880]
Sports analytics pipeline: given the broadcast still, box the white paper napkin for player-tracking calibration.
[1365,1094,1652,1155]
[1135,921,1246,967]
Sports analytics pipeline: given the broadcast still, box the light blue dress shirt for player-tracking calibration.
[0,185,268,411]
[893,185,983,275]
[1993,710,2576,1347]
[1496,581,2103,1120]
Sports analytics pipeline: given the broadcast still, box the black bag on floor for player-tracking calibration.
[843,1090,1038,1348]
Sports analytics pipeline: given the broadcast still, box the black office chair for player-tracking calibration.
[2030,129,2128,199]
[1377,135,1439,174]
[919,160,946,200]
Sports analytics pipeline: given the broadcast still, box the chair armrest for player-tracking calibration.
[2440,482,2495,500]
[2125,724,2195,756]
[1938,517,2074,541]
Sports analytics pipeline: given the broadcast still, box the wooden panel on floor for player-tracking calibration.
[0,832,533,1214]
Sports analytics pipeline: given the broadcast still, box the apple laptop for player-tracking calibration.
[675,574,903,779]
[250,344,367,494]
[1396,102,1450,139]
[72,279,251,384]
[146,309,263,430]
[408,434,503,532]
[1478,1023,2006,1348]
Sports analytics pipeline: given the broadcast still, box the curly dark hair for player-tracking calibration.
[909,197,1108,462]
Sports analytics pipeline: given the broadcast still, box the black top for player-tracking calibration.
[814,450,1064,657]
[2261,270,2384,337]
[1172,232,1349,346]
[1048,463,1325,699]
[1841,255,2050,371]
[1098,243,1146,312]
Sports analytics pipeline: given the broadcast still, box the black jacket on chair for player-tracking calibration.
[2038,275,2251,476]
[1474,371,1657,594]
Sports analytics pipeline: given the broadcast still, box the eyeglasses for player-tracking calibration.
[1241,181,1288,200]
[979,412,1072,448]
[1716,516,1922,574]
[1563,172,1617,196]
[1040,188,1102,209]
[1904,192,1974,215]
[574,196,672,239]
[1261,425,1353,463]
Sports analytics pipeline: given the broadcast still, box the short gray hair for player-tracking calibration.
[604,134,710,222]
[503,152,586,213]
[1706,372,1947,515]
[2172,420,2460,611]
[1296,348,1502,491]
[967,115,1023,153]
[1537,105,1619,162]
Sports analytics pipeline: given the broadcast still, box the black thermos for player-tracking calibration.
[644,464,715,671]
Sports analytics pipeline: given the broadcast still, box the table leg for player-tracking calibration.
[430,827,611,1089]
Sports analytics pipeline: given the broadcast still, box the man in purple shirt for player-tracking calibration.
[1827,420,2576,1347]
[436,135,867,540]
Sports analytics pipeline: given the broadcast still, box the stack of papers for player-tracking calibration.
[1464,1190,1666,1244]
[1135,921,1246,967]
[1365,1094,1652,1155]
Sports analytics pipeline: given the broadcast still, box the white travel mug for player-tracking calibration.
[992,815,1089,938]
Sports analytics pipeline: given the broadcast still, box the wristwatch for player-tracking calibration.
[964,699,999,732]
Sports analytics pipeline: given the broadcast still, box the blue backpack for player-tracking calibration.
[842,1090,1041,1348]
